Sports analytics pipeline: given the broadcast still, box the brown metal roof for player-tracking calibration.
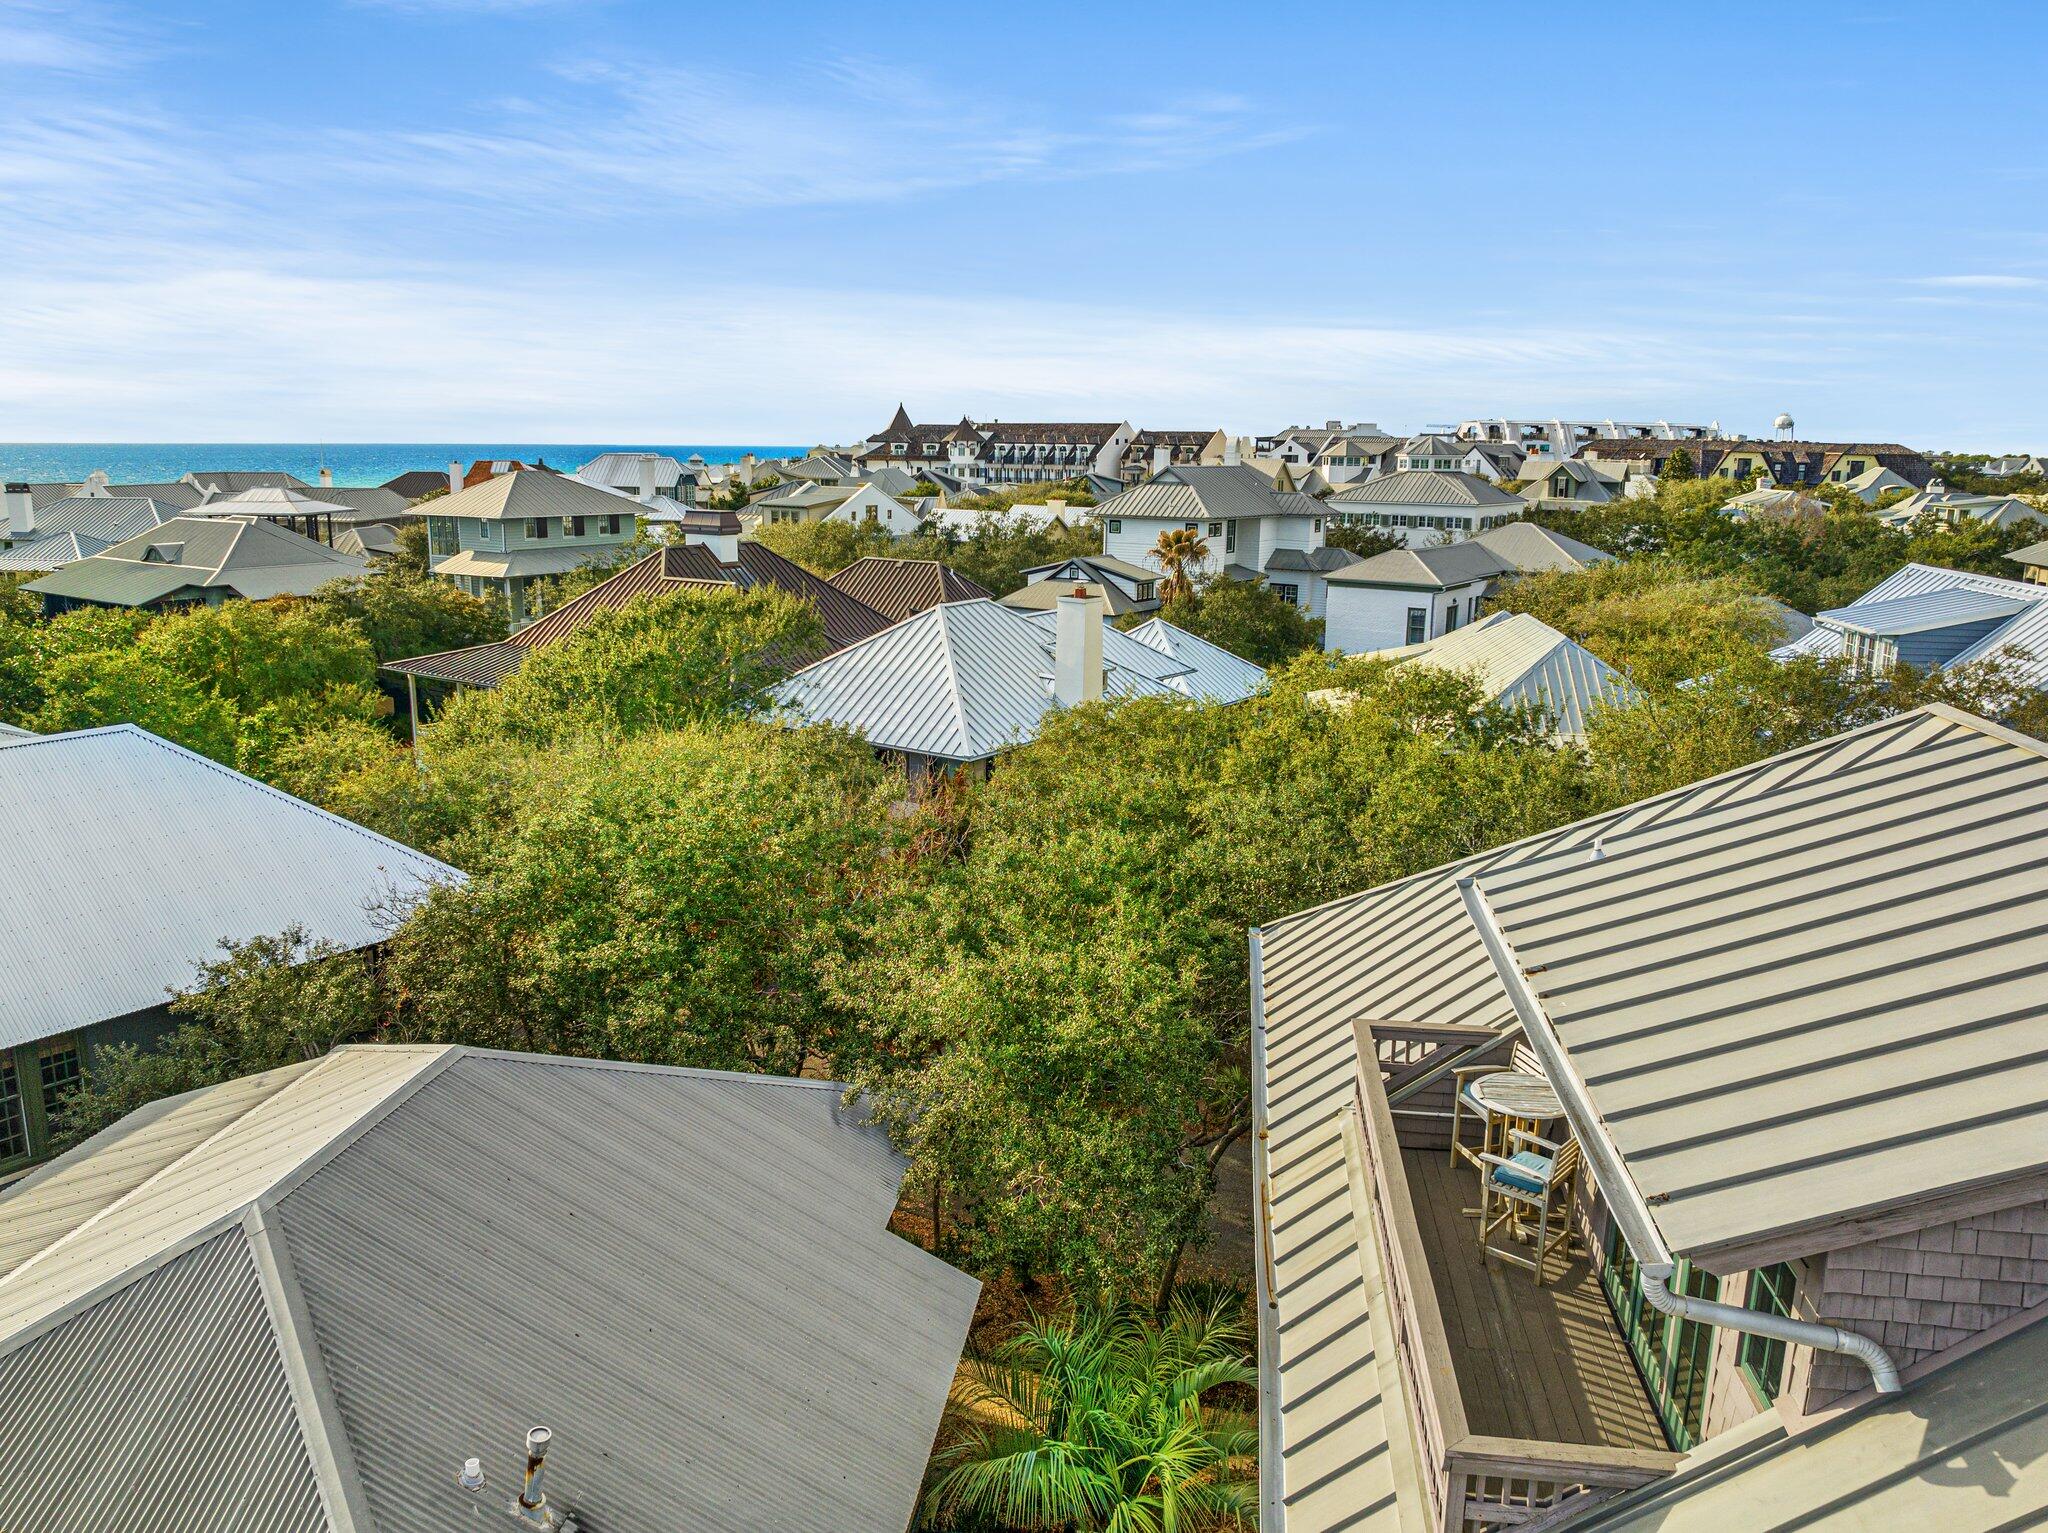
[389,543,889,686]
[824,557,995,622]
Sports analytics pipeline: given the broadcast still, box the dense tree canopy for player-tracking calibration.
[1142,576,1323,665]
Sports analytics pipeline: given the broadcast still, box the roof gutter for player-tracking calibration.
[1457,876,1901,1396]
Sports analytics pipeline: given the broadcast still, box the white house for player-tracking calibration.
[1876,482,2048,532]
[750,480,924,535]
[1320,522,1610,654]
[1095,464,1356,617]
[1324,469,1527,547]
[572,451,699,505]
[1321,541,1516,652]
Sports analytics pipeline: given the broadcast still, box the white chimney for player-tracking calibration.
[637,453,658,504]
[319,466,334,488]
[1224,438,1241,466]
[83,468,110,497]
[448,460,462,496]
[1152,444,1170,473]
[741,451,757,481]
[1052,588,1105,707]
[3,483,33,538]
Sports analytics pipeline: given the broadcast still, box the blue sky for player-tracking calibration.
[2,0,2044,447]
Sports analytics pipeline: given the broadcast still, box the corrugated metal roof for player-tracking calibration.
[1327,469,1523,507]
[773,598,1191,762]
[825,557,995,622]
[0,1045,979,1533]
[0,531,108,570]
[1578,1310,2048,1531]
[1121,617,1269,703]
[1817,586,2030,635]
[23,496,178,544]
[427,545,608,579]
[0,727,462,1048]
[1391,610,1640,739]
[1260,705,2048,1272]
[0,1228,333,1533]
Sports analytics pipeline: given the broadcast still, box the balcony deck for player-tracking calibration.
[1401,1147,1667,1451]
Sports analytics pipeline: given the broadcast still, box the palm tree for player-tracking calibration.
[921,1298,1257,1531]
[1152,528,1210,603]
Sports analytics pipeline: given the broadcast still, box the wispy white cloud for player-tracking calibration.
[1908,273,2046,289]
[0,0,150,72]
[312,55,1301,213]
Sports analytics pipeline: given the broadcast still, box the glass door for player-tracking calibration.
[1602,1224,1721,1449]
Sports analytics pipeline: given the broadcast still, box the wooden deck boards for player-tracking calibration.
[1401,1147,1668,1451]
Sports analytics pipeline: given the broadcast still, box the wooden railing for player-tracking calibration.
[1350,1021,1681,1533]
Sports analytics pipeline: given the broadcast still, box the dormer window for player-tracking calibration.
[142,543,182,563]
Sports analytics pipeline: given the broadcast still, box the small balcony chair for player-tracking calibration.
[1479,1130,1581,1285]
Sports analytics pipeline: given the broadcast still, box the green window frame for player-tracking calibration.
[1602,1223,1721,1450]
[0,1061,26,1162]
[1740,1263,1798,1403]
[38,1046,81,1122]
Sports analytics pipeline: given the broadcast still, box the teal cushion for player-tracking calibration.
[1490,1150,1550,1196]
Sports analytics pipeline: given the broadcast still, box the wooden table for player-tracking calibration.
[1461,1071,1562,1216]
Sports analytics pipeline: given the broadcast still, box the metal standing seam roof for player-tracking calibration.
[1574,1309,2048,1531]
[23,517,369,605]
[825,556,996,622]
[771,598,1193,762]
[1260,703,2048,1273]
[0,1045,980,1533]
[1469,519,1614,572]
[422,469,640,523]
[1324,539,1517,589]
[1772,562,2048,685]
[1118,617,1270,703]
[1816,586,2029,635]
[0,726,462,1048]
[1391,609,1640,740]
[16,496,179,544]
[1326,469,1524,508]
[1095,464,1326,523]
[0,531,110,571]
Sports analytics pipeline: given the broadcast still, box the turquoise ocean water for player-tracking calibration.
[0,444,810,490]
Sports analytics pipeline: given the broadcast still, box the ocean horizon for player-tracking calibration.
[0,443,815,490]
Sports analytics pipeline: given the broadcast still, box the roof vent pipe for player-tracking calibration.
[513,1425,554,1525]
[1641,1270,1900,1394]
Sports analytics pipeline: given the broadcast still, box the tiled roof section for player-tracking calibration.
[825,557,995,622]
[1326,470,1523,507]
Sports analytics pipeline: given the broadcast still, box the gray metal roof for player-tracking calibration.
[426,470,640,523]
[24,517,368,605]
[1578,1309,2048,1531]
[0,1045,979,1533]
[0,531,109,570]
[772,598,1192,762]
[23,495,179,544]
[1096,464,1324,522]
[0,727,461,1048]
[1772,562,2048,685]
[1469,519,1613,572]
[1323,539,1517,589]
[1392,610,1640,739]
[1120,617,1269,703]
[1258,704,2048,1273]
[1817,585,2029,636]
[1326,469,1523,508]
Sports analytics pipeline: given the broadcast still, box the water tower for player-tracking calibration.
[1773,411,1795,441]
